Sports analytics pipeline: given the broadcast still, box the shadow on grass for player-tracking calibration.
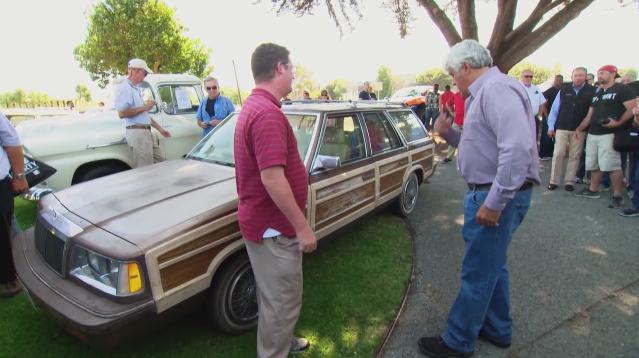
[3,205,412,358]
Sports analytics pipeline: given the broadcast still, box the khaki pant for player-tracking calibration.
[125,128,164,168]
[245,236,303,358]
[550,129,584,185]
[446,124,463,160]
[585,133,622,172]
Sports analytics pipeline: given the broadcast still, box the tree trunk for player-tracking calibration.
[494,0,595,72]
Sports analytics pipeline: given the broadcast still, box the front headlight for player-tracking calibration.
[69,246,143,296]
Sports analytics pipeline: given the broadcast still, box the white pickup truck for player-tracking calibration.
[16,74,206,193]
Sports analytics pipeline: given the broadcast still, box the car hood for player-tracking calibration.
[53,159,238,250]
[16,110,127,157]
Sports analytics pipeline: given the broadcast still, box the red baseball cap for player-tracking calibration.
[598,65,621,78]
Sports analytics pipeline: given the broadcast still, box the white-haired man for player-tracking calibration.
[418,40,540,357]
[115,58,171,168]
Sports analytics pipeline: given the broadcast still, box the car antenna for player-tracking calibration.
[232,60,243,106]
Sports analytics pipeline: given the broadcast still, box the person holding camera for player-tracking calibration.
[574,65,637,208]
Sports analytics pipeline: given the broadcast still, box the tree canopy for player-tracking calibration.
[74,0,210,88]
[272,0,597,72]
[325,78,350,100]
[508,62,552,85]
[75,85,92,103]
[415,68,452,87]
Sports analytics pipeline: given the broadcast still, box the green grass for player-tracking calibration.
[2,200,412,357]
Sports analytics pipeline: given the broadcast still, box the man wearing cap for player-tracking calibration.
[115,58,171,168]
[575,65,637,208]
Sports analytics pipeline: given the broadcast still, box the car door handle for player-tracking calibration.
[362,173,375,181]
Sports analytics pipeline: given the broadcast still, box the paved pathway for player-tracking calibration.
[382,157,639,357]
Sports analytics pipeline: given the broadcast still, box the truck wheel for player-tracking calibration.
[394,172,419,217]
[207,253,258,334]
[74,164,128,184]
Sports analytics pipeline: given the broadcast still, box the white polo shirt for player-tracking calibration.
[522,83,546,116]
[0,112,22,179]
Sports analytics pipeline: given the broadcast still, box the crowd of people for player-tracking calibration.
[417,64,639,219]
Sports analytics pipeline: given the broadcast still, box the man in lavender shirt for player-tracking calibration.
[417,40,540,358]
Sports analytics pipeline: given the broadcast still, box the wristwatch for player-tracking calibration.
[13,172,26,180]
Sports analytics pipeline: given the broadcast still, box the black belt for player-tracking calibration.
[126,124,151,130]
[468,181,533,192]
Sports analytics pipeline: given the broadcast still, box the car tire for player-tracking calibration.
[74,164,128,184]
[394,172,419,217]
[207,253,258,335]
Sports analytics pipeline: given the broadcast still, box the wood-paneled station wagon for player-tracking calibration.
[12,101,436,346]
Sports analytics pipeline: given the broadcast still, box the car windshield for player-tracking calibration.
[390,86,431,100]
[188,113,317,166]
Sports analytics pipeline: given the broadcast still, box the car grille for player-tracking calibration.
[34,217,67,275]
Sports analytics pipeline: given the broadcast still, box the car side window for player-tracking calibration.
[138,81,158,114]
[388,110,427,142]
[318,114,366,165]
[363,112,402,154]
[157,85,200,115]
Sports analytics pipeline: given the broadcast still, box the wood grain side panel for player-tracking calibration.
[415,156,434,172]
[316,169,375,200]
[380,170,405,196]
[158,221,240,264]
[411,150,429,162]
[315,182,375,223]
[160,239,236,291]
[315,197,375,231]
[379,157,409,175]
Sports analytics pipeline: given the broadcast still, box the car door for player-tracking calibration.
[386,109,435,177]
[309,112,376,238]
[156,83,204,159]
[361,111,409,205]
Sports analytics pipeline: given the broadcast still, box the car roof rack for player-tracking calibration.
[281,99,408,108]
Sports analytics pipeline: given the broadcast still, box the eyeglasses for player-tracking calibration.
[206,86,218,91]
[524,75,533,78]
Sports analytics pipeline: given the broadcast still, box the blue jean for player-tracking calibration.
[424,108,439,130]
[442,188,532,353]
[632,150,639,208]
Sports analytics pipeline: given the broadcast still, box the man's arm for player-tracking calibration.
[575,107,594,137]
[5,146,28,193]
[602,99,637,129]
[547,91,561,137]
[149,118,171,138]
[117,100,155,119]
[261,166,317,252]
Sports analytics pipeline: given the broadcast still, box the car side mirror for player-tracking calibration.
[311,155,340,173]
[160,102,172,115]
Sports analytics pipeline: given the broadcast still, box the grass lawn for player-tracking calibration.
[1,198,412,357]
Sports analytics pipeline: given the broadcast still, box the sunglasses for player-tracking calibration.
[206,86,218,90]
[524,75,533,78]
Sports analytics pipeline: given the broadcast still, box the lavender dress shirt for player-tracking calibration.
[442,67,541,211]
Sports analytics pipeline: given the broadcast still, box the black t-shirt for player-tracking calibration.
[589,83,636,135]
[205,98,216,118]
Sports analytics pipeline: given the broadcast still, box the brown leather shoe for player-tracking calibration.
[417,336,473,357]
[564,184,574,192]
[0,280,22,298]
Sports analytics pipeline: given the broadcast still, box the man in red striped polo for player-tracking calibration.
[234,43,317,358]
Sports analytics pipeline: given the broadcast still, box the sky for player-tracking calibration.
[1,0,637,103]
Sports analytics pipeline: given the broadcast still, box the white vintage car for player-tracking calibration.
[16,74,205,192]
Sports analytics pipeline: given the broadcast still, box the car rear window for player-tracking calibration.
[387,110,427,143]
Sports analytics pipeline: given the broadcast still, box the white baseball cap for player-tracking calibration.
[128,58,153,74]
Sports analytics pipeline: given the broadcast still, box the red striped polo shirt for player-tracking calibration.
[234,88,308,243]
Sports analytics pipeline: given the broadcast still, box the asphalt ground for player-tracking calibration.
[382,152,639,358]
